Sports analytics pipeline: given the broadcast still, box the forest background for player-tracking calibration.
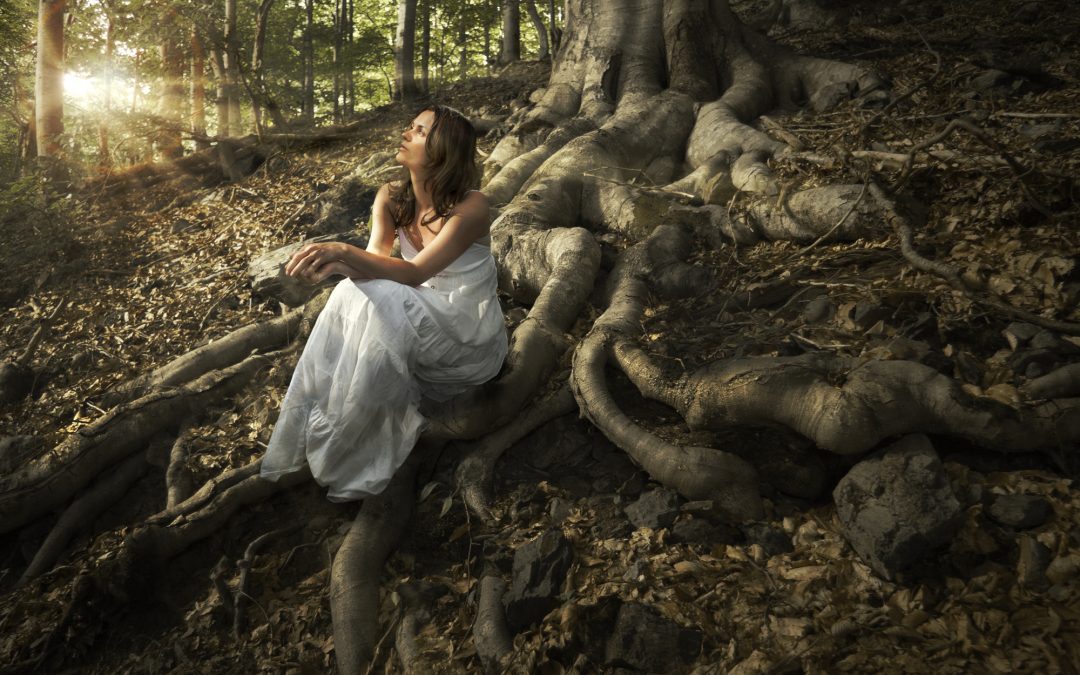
[1,0,1079,673]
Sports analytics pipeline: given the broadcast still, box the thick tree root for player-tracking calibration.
[166,421,196,509]
[618,348,1080,455]
[393,581,438,673]
[0,350,281,536]
[330,453,419,674]
[455,383,576,523]
[104,307,302,407]
[18,452,148,586]
[1025,364,1080,400]
[475,575,513,674]
[572,225,764,522]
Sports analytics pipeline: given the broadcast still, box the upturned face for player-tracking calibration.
[396,109,436,171]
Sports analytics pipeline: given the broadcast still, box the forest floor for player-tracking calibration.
[1,0,1079,672]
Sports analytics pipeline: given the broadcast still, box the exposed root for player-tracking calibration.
[455,383,576,523]
[0,349,283,536]
[18,452,148,587]
[1024,363,1080,400]
[103,307,303,407]
[394,581,439,673]
[148,457,264,525]
[330,451,419,674]
[166,419,196,509]
[233,524,302,638]
[474,575,513,673]
[572,225,763,522]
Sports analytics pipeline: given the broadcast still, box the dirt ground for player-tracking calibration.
[1,1,1078,672]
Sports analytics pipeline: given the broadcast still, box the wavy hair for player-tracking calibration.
[390,104,480,230]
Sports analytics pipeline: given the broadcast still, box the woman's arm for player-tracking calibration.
[365,183,397,257]
[287,192,490,286]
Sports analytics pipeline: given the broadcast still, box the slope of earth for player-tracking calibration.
[0,1,1078,671]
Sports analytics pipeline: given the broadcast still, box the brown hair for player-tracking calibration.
[390,104,480,230]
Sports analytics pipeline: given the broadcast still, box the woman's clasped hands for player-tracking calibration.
[286,242,357,284]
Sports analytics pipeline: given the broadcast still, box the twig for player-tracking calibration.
[869,181,1080,335]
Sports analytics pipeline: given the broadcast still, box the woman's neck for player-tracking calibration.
[409,170,433,214]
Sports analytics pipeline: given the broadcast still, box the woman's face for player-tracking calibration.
[397,109,436,171]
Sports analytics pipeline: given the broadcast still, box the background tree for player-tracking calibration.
[393,0,418,100]
[523,0,547,60]
[499,0,519,64]
[34,0,64,161]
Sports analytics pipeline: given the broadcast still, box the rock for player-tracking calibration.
[247,231,367,306]
[852,301,891,329]
[1003,322,1041,351]
[802,295,834,323]
[0,361,34,405]
[986,493,1052,529]
[669,517,736,546]
[740,522,794,557]
[1016,535,1052,588]
[0,435,43,474]
[833,434,963,580]
[503,530,574,633]
[309,178,377,237]
[1046,553,1080,586]
[604,603,702,673]
[548,497,572,524]
[624,488,681,530]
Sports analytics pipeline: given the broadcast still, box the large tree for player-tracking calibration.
[3,0,1079,672]
[392,0,418,100]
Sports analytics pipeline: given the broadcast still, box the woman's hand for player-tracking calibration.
[285,243,350,284]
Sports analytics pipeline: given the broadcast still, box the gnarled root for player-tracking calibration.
[103,307,302,408]
[572,225,764,522]
[18,452,148,587]
[330,451,420,674]
[474,575,513,674]
[0,349,283,536]
[455,384,576,523]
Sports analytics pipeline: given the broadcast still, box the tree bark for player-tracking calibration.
[98,10,114,166]
[421,0,431,91]
[251,0,277,134]
[499,0,520,65]
[394,0,419,100]
[224,0,242,137]
[524,0,549,60]
[156,9,185,160]
[208,46,230,138]
[191,29,209,151]
[34,0,65,160]
[303,0,314,122]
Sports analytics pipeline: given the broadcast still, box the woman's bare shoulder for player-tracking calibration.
[457,190,490,217]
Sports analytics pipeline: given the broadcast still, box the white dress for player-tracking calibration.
[259,229,507,500]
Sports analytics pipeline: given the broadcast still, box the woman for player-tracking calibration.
[259,105,507,500]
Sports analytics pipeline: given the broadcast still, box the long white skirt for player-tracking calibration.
[260,274,506,501]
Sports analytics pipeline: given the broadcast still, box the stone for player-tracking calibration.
[503,530,574,633]
[603,603,702,673]
[986,493,1052,529]
[802,295,834,323]
[670,517,732,546]
[833,434,963,580]
[740,522,794,557]
[309,178,377,237]
[0,435,42,475]
[1016,535,1052,588]
[624,488,681,530]
[548,497,572,524]
[247,231,367,306]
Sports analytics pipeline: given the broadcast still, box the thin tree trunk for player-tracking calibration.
[483,6,492,73]
[548,0,560,53]
[34,0,65,159]
[499,0,520,65]
[332,0,341,122]
[303,0,314,122]
[393,0,418,100]
[346,0,354,116]
[457,6,467,79]
[157,10,185,159]
[209,46,230,137]
[191,29,209,150]
[98,12,114,166]
[251,0,277,134]
[130,49,140,114]
[524,0,548,60]
[421,0,431,92]
[224,0,242,136]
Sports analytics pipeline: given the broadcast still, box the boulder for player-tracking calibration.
[504,530,574,633]
[833,434,963,579]
[740,522,794,557]
[624,488,681,530]
[986,493,1052,530]
[247,231,367,306]
[604,602,702,673]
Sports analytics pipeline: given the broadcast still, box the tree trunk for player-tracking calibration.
[499,0,520,65]
[191,29,209,151]
[98,11,114,166]
[224,0,242,137]
[524,0,548,60]
[208,46,230,138]
[303,0,314,122]
[346,0,355,116]
[457,9,467,79]
[157,10,185,160]
[332,0,342,122]
[548,0,561,53]
[393,0,419,101]
[34,0,65,160]
[421,0,431,92]
[251,0,277,135]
